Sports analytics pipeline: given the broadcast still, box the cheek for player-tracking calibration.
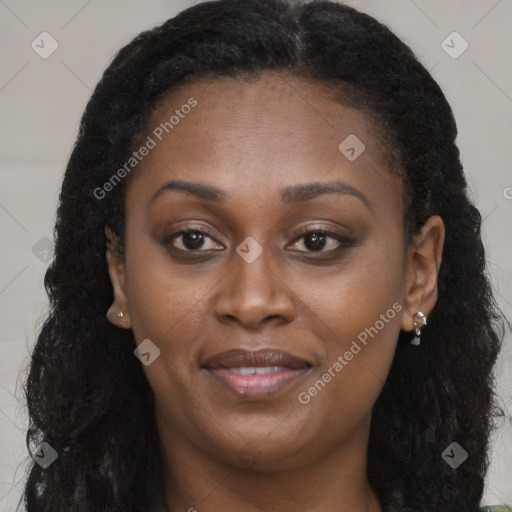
[122,239,212,406]
[123,233,187,343]
[123,229,226,370]
[297,242,404,417]
[304,233,403,336]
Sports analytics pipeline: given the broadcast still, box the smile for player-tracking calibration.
[203,349,312,399]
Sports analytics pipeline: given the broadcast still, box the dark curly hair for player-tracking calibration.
[19,0,507,511]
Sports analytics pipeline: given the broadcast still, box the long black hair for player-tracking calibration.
[20,1,506,510]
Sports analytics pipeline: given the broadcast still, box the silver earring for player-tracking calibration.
[115,311,127,323]
[411,311,427,346]
[107,308,126,324]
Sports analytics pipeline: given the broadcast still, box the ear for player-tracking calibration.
[400,215,445,332]
[105,226,132,329]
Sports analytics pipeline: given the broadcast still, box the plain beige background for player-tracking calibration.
[0,0,511,509]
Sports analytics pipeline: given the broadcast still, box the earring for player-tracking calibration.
[117,312,127,324]
[410,311,427,346]
[107,307,127,324]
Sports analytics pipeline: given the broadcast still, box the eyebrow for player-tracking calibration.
[151,179,374,214]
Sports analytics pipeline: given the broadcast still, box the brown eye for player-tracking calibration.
[163,228,224,252]
[288,229,355,253]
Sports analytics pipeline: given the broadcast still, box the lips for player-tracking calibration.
[203,349,311,399]
[204,348,310,370]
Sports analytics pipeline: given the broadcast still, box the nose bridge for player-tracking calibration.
[214,233,294,327]
[231,235,278,302]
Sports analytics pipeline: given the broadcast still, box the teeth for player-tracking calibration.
[230,366,283,375]
[255,366,282,374]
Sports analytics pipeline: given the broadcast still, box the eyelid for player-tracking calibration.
[292,224,351,239]
[287,226,355,251]
[161,224,222,248]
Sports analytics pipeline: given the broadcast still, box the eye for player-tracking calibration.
[163,228,224,253]
[162,226,355,256]
[288,228,355,253]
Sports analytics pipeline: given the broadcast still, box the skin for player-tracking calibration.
[105,73,445,512]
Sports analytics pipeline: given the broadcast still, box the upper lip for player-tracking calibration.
[203,349,311,370]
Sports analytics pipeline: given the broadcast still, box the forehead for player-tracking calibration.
[126,73,402,216]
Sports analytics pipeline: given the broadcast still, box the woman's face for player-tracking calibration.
[107,73,440,471]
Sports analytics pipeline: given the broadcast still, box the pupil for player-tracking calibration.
[184,231,204,250]
[305,233,326,251]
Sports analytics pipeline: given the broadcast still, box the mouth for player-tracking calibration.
[202,348,312,399]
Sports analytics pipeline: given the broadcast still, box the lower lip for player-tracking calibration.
[206,367,310,399]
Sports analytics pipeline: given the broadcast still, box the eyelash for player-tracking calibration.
[292,226,355,253]
[162,226,355,256]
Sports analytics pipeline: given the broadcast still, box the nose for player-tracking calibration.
[213,242,296,330]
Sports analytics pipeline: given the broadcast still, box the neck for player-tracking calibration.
[157,416,382,512]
